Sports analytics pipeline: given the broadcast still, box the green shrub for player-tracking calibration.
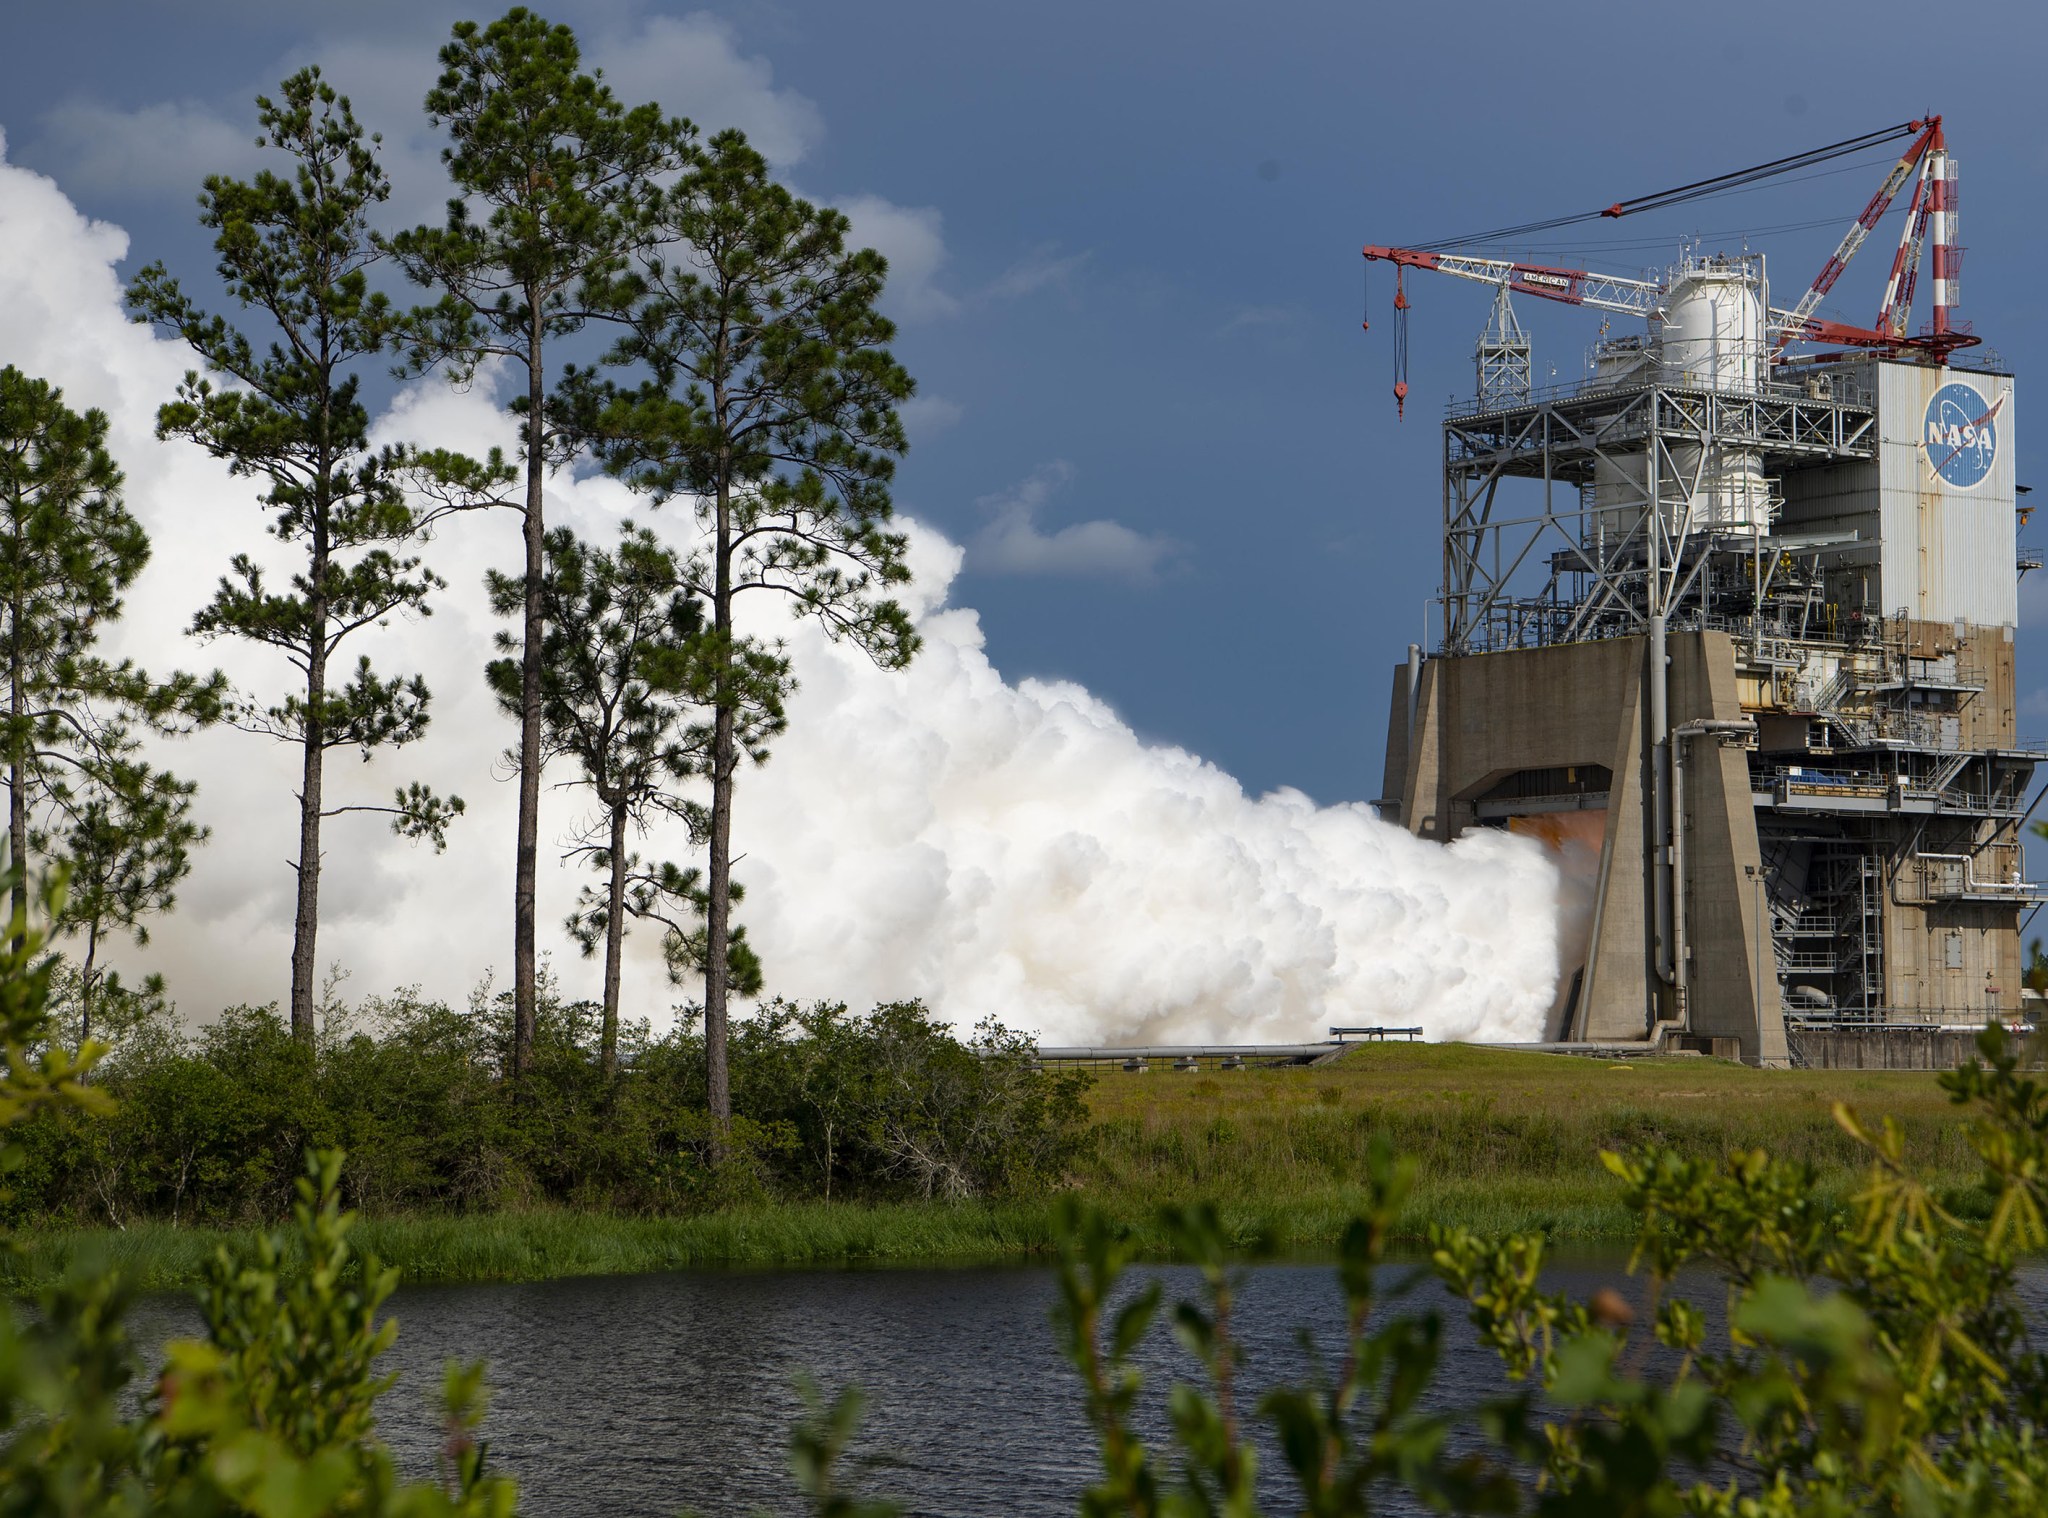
[1017,1027,2048,1517]
[0,872,513,1516]
[6,980,1092,1226]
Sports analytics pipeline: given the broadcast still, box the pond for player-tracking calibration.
[127,1255,1665,1516]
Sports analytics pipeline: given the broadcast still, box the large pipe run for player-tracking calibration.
[1649,614,1673,989]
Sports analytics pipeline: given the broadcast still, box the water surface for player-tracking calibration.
[129,1258,1648,1516]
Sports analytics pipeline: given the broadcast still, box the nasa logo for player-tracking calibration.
[1923,380,1999,490]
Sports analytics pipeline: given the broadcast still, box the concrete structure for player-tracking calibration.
[1379,323,2037,1066]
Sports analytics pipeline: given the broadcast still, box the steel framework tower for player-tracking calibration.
[1371,121,2037,1066]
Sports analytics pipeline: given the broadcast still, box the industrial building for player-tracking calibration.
[1371,118,2037,1065]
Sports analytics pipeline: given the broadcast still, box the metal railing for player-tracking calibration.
[1444,366,1877,422]
[1785,1007,2027,1031]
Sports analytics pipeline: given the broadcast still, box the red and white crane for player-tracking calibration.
[1363,117,1972,417]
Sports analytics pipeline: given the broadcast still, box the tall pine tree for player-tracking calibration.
[130,70,464,1044]
[385,8,691,1078]
[0,365,220,980]
[483,524,759,1076]
[582,130,918,1138]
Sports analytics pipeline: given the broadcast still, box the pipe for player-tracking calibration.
[1405,643,1423,754]
[1671,718,1759,1026]
[1911,850,2037,897]
[1649,615,1673,987]
[1747,862,1771,1032]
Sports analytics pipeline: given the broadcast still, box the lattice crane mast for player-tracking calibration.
[1362,117,1974,418]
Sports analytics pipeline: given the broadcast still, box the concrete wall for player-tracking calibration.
[1380,664,1412,821]
[1390,631,1786,1061]
[1885,896,2026,1017]
[1785,1026,1984,1070]
[1666,634,1785,1063]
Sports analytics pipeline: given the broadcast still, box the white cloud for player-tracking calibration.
[899,393,964,440]
[971,463,1181,583]
[837,194,957,321]
[1216,304,1298,337]
[986,244,1090,300]
[27,10,955,337]
[0,137,1565,1047]
[30,47,448,228]
[30,99,263,202]
[592,12,823,168]
[27,7,827,230]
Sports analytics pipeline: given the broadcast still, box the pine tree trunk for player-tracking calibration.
[79,920,100,1050]
[512,309,546,1080]
[8,629,24,939]
[601,799,627,1079]
[703,474,735,1146]
[290,613,326,1045]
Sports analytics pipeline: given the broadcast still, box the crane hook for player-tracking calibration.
[1392,267,1410,421]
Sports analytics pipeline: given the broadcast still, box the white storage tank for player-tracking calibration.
[1588,445,1770,541]
[1585,256,1776,547]
[1658,261,1766,391]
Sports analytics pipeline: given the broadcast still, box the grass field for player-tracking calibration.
[3,1043,1980,1291]
[1073,1041,1977,1245]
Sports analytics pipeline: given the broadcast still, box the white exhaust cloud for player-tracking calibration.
[0,138,1563,1046]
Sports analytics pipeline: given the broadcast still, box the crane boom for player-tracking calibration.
[1362,246,1662,319]
[1772,118,1939,341]
[1876,160,1933,338]
[1361,117,1980,418]
[1366,242,1963,357]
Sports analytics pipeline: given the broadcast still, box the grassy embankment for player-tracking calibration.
[6,1043,1978,1290]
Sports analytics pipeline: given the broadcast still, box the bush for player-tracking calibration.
[0,872,514,1515]
[1023,1026,2048,1517]
[731,1000,1092,1201]
[5,982,1092,1226]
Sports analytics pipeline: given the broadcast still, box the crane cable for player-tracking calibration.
[1412,120,1923,252]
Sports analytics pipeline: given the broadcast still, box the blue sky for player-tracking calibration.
[5,0,2048,803]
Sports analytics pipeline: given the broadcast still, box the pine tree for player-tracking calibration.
[129,70,464,1045]
[0,365,220,973]
[385,8,692,1079]
[54,754,204,1045]
[580,130,918,1138]
[484,524,760,1076]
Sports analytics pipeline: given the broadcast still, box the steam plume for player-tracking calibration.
[0,140,1562,1044]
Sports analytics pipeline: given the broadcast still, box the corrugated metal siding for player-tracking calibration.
[1876,363,2017,629]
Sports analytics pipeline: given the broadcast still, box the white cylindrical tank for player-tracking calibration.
[1664,262,1772,531]
[1658,264,1765,391]
[1583,260,1773,543]
[1588,341,1654,540]
[1590,440,1770,541]
[1674,443,1771,532]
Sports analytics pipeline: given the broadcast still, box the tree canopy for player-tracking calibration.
[385,6,693,1079]
[579,126,919,1136]
[130,68,464,1043]
[0,365,219,1031]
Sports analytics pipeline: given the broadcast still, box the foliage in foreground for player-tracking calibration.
[3,876,505,1516]
[5,981,1090,1228]
[11,873,2048,1514]
[1029,1025,2048,1517]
